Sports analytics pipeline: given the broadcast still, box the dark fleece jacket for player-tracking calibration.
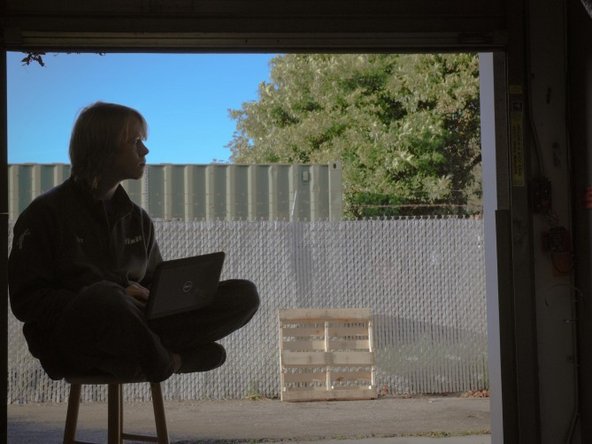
[8,177,162,379]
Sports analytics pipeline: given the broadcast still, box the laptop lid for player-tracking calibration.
[144,251,225,320]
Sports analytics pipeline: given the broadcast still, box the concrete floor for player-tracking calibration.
[8,395,490,443]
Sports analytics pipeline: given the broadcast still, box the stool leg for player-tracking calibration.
[107,384,122,444]
[63,384,81,444]
[119,385,124,437]
[150,383,169,444]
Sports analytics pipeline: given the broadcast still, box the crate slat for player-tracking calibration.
[282,372,328,383]
[326,326,370,337]
[280,327,325,337]
[331,370,373,382]
[332,351,375,366]
[281,351,328,366]
[282,339,370,351]
[281,350,374,366]
[281,388,377,402]
[282,340,327,351]
[328,339,370,350]
[279,308,372,321]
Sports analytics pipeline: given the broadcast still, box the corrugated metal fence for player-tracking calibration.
[8,163,343,221]
[7,217,488,403]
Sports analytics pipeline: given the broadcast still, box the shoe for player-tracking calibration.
[176,343,226,373]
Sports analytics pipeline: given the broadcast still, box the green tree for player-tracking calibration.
[228,53,481,218]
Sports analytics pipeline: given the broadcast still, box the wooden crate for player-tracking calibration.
[279,308,376,402]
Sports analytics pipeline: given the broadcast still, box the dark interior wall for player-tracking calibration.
[5,0,505,35]
[0,50,7,444]
[0,2,519,444]
[527,0,577,442]
[503,2,542,442]
[570,0,592,440]
[3,0,507,51]
[3,1,592,443]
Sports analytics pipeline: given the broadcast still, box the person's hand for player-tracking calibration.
[125,282,150,303]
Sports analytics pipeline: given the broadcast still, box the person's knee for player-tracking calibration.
[235,279,260,312]
[214,279,260,321]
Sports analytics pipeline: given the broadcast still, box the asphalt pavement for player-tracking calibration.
[8,395,491,443]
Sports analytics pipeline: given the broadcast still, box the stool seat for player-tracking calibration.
[63,372,169,444]
[65,371,149,385]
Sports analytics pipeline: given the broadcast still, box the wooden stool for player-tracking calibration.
[63,373,169,444]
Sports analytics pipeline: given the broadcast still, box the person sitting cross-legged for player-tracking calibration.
[8,101,260,382]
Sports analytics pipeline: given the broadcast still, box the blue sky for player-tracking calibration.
[7,52,275,164]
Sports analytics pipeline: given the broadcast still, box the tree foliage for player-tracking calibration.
[228,53,481,218]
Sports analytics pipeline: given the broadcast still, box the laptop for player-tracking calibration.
[144,251,225,320]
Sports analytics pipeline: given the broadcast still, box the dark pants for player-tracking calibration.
[52,279,259,382]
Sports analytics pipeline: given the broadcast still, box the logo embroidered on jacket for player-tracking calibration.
[124,235,142,245]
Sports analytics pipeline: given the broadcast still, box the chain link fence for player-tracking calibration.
[8,217,487,403]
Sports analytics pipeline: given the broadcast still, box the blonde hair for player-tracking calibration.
[69,102,148,189]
